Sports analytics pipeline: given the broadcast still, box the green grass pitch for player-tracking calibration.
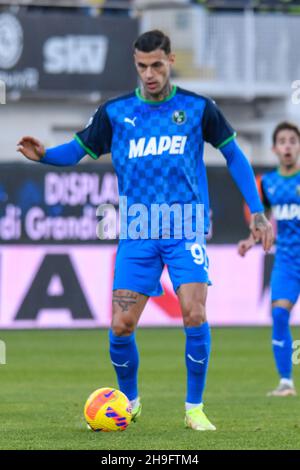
[0,327,299,450]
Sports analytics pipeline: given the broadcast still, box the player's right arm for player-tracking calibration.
[17,103,112,166]
[17,136,46,161]
[237,233,257,257]
[17,136,86,165]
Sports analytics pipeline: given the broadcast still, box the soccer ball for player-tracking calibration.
[84,387,132,432]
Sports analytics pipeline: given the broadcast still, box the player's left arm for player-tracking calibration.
[237,175,274,256]
[220,140,274,250]
[202,98,274,252]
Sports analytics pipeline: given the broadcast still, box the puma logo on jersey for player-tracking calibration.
[129,135,187,158]
[273,203,300,220]
[124,117,137,127]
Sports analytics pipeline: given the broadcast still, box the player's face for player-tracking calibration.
[273,129,300,169]
[134,48,175,98]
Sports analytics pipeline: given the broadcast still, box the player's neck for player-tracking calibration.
[278,164,300,176]
[141,82,173,102]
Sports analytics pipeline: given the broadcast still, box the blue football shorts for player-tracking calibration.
[113,238,210,296]
[271,258,300,304]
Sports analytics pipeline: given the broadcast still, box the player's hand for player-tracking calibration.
[237,236,256,257]
[17,136,45,162]
[250,212,274,252]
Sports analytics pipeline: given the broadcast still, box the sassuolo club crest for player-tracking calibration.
[172,110,187,125]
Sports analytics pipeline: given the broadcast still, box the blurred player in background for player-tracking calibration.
[238,122,300,397]
[17,30,273,430]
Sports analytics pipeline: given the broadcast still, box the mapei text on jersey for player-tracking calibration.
[129,135,187,158]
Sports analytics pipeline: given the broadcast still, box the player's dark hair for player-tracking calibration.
[273,121,300,145]
[133,30,171,55]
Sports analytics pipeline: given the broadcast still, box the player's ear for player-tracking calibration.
[133,50,138,67]
[168,53,175,65]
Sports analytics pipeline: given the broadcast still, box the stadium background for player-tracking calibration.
[1,0,300,328]
[0,0,300,452]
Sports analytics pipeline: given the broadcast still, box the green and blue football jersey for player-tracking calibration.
[262,169,300,270]
[75,86,236,234]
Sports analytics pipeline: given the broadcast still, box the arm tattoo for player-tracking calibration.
[113,291,138,312]
[254,212,267,229]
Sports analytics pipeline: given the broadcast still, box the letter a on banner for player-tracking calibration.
[15,254,94,320]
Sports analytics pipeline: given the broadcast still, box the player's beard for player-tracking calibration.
[143,81,172,101]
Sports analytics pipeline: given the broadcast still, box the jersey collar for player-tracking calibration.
[135,85,177,105]
[277,168,300,178]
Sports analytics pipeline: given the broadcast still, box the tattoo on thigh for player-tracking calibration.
[113,292,138,312]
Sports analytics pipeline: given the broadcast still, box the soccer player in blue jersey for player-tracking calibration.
[238,121,300,397]
[18,30,273,430]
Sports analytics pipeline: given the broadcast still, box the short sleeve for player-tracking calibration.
[75,104,112,160]
[202,98,236,149]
